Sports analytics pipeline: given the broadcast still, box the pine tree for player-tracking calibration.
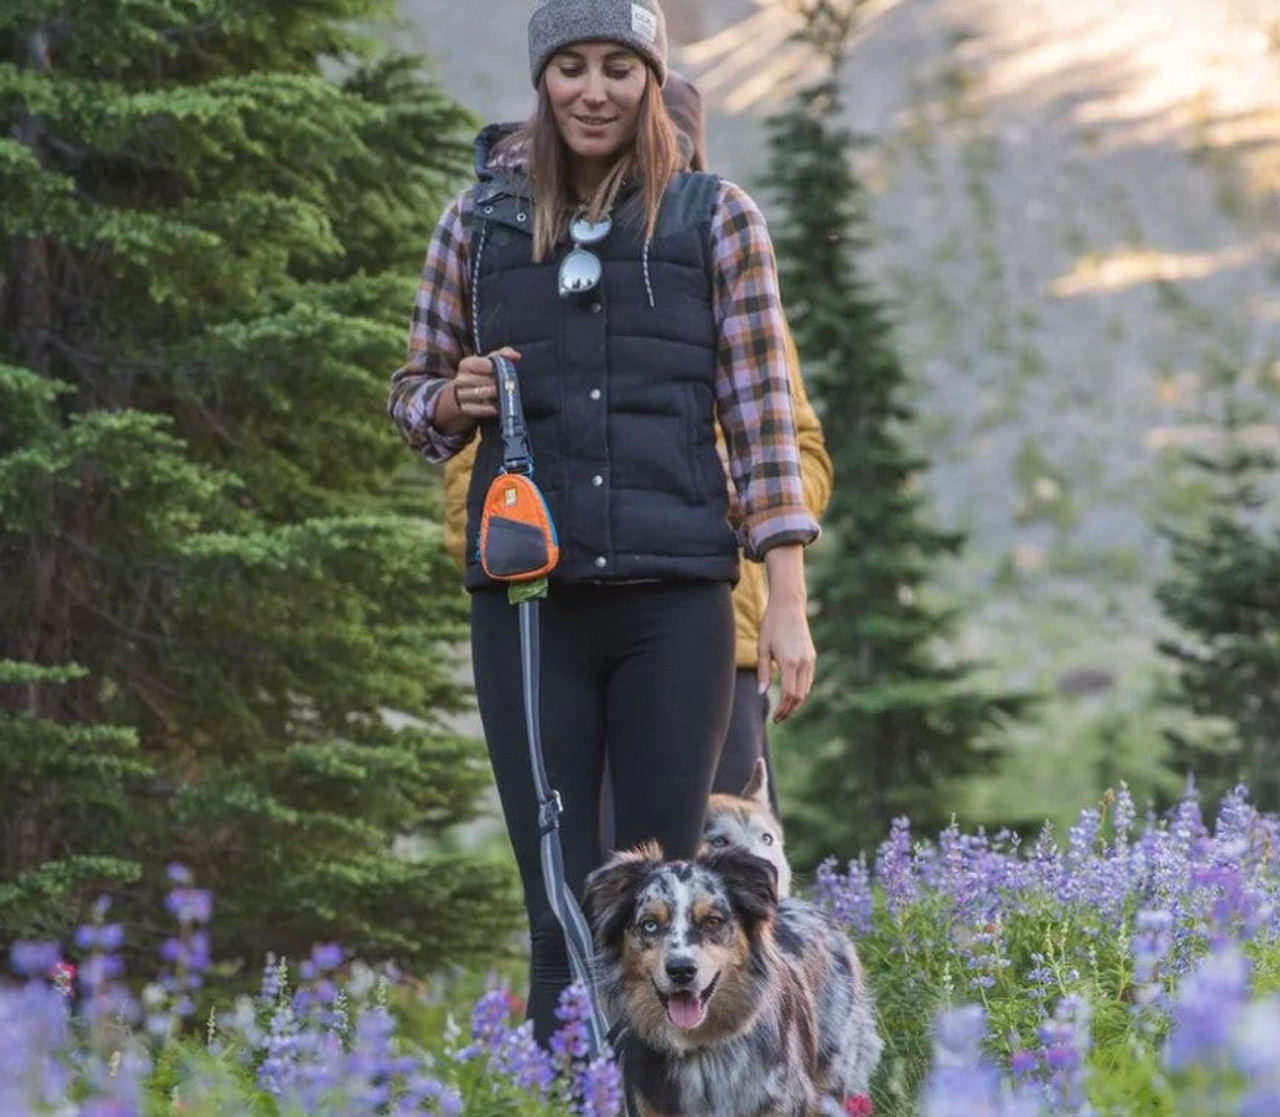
[1156,365,1280,811]
[761,2,1028,864]
[1,2,519,971]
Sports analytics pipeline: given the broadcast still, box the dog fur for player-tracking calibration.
[702,758,792,898]
[584,843,882,1117]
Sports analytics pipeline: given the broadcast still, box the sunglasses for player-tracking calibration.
[558,212,613,300]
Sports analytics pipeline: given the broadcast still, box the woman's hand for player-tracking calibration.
[757,544,816,723]
[434,346,521,434]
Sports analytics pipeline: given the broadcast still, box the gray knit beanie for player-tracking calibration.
[529,0,668,87]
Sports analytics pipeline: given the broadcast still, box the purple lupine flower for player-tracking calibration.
[405,1071,465,1117]
[1026,823,1062,905]
[149,868,214,1035]
[459,985,556,1093]
[259,954,287,1004]
[76,923,126,954]
[257,997,303,1096]
[1164,945,1251,1072]
[300,942,344,982]
[573,1054,625,1117]
[550,982,593,1065]
[77,1044,149,1117]
[921,1005,1042,1116]
[1130,908,1174,1023]
[465,987,515,1056]
[79,1098,140,1117]
[958,918,1010,993]
[813,857,874,934]
[1024,953,1054,1010]
[0,978,73,1111]
[493,1019,556,1093]
[1111,784,1136,848]
[336,1005,414,1114]
[75,910,138,1030]
[1235,995,1280,1117]
[933,1004,988,1065]
[165,888,213,926]
[10,941,62,979]
[874,817,918,919]
[1010,1049,1039,1077]
[1038,993,1092,1114]
[550,982,624,1116]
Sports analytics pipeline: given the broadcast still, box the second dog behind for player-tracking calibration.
[701,757,792,897]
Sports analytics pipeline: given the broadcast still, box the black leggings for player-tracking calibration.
[711,668,779,813]
[601,668,779,839]
[471,582,735,1045]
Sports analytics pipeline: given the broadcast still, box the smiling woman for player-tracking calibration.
[545,45,648,163]
[385,0,819,1050]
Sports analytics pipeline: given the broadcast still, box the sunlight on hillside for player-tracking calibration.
[1049,240,1280,296]
[679,0,904,111]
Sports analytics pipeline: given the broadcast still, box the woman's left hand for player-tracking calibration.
[757,544,816,723]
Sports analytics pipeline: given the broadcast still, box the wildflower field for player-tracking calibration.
[4,783,1278,1117]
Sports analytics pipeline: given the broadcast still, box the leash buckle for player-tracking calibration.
[538,790,563,834]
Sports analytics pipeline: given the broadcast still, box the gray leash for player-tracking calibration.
[492,355,612,1064]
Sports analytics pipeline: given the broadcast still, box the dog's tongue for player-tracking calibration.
[666,991,703,1030]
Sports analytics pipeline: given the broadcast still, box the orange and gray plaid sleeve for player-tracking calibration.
[711,181,820,560]
[386,190,476,463]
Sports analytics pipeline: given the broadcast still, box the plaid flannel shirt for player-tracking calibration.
[387,179,818,559]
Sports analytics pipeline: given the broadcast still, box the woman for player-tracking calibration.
[387,0,818,1045]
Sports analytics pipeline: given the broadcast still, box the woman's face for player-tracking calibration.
[544,43,648,166]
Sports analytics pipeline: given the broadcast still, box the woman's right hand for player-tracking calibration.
[435,346,521,434]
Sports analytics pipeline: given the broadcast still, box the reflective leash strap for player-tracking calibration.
[518,598,611,1061]
[495,354,612,1064]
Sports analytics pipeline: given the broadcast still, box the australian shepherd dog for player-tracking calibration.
[584,843,882,1117]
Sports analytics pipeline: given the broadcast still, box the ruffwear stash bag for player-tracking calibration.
[478,355,560,582]
[480,472,559,581]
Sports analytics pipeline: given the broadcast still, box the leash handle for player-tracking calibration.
[492,353,533,475]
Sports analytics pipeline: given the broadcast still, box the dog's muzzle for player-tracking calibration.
[655,970,720,1031]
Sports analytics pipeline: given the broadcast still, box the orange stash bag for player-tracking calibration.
[479,472,559,582]
[478,354,560,582]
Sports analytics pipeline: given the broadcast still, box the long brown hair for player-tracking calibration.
[503,67,681,262]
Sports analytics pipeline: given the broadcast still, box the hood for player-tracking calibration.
[473,122,528,183]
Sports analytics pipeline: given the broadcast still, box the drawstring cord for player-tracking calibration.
[470,217,490,354]
[641,239,655,308]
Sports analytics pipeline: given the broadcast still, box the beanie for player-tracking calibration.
[529,0,668,87]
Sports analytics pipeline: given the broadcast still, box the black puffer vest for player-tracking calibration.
[462,142,739,591]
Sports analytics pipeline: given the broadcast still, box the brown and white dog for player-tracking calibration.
[584,843,882,1117]
[702,758,792,898]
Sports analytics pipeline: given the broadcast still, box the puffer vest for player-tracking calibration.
[462,171,740,590]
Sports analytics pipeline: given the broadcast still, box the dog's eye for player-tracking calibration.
[703,915,725,930]
[760,833,775,846]
[708,835,728,847]
[638,918,660,935]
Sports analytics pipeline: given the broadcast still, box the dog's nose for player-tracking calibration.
[665,956,698,987]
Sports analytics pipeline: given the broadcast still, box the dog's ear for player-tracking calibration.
[704,846,777,933]
[742,757,770,807]
[584,842,663,948]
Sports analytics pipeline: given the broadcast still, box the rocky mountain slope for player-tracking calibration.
[395,0,1280,817]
